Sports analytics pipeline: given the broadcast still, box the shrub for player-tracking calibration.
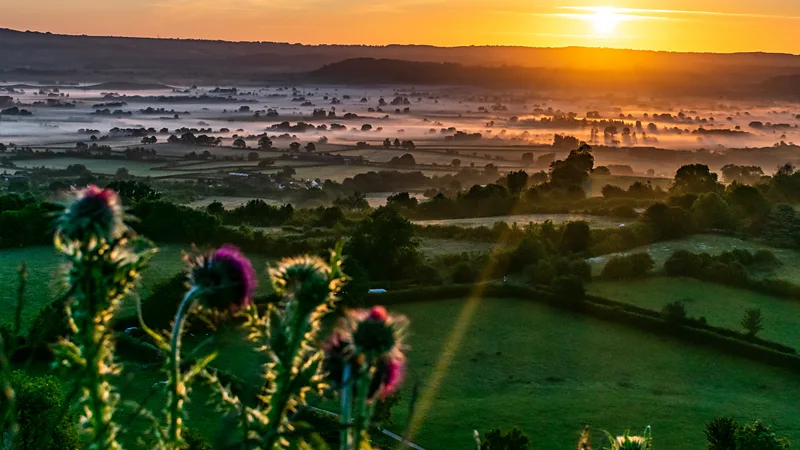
[553,275,585,301]
[742,308,763,337]
[481,427,531,450]
[27,298,70,349]
[451,262,479,284]
[734,420,790,450]
[601,252,655,280]
[705,417,738,450]
[10,371,80,450]
[662,301,688,323]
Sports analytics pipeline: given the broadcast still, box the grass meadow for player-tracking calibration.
[588,277,800,350]
[384,298,800,449]
[0,245,274,331]
[587,234,800,282]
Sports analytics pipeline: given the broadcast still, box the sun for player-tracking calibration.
[590,8,620,35]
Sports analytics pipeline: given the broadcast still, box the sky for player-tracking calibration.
[2,0,800,53]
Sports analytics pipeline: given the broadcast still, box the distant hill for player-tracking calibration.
[306,58,794,98]
[2,28,800,97]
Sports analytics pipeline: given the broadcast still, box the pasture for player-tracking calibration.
[587,234,800,281]
[414,213,631,229]
[0,244,273,331]
[384,297,800,448]
[588,277,800,350]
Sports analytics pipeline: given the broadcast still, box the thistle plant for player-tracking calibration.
[53,185,154,450]
[604,426,653,450]
[324,305,408,449]
[197,251,346,448]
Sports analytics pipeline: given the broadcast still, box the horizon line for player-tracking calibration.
[1,27,800,57]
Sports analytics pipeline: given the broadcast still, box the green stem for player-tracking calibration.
[261,308,312,449]
[339,364,353,450]
[352,365,372,450]
[168,288,200,447]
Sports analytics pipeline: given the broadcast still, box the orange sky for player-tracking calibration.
[2,0,799,53]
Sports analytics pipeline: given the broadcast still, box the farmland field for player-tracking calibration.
[11,157,191,177]
[414,213,631,228]
[184,195,284,209]
[0,245,274,331]
[277,164,457,182]
[384,297,800,449]
[587,234,800,281]
[418,237,501,257]
[588,277,800,349]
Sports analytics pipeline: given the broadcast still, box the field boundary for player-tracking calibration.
[366,283,800,373]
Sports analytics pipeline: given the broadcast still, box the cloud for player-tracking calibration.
[559,6,800,21]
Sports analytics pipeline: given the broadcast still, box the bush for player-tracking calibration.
[662,301,688,323]
[705,417,738,450]
[481,427,531,450]
[28,298,71,349]
[735,420,790,450]
[451,262,479,284]
[553,276,585,301]
[601,252,654,280]
[10,371,80,450]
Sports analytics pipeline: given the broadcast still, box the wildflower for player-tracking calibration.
[270,255,334,313]
[367,353,406,400]
[352,306,402,355]
[188,245,257,310]
[606,426,652,450]
[57,185,124,242]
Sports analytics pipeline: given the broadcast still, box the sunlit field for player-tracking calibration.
[0,245,273,331]
[415,213,632,229]
[588,277,800,349]
[386,298,800,448]
[588,234,800,282]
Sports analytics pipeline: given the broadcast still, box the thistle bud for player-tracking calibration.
[58,185,124,242]
[188,245,256,310]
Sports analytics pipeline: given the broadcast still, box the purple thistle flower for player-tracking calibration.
[369,354,406,400]
[58,185,124,242]
[352,306,402,355]
[188,245,257,311]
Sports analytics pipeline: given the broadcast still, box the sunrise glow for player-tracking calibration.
[590,8,621,35]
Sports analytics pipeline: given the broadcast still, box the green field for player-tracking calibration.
[0,245,273,331]
[588,234,800,281]
[588,277,800,350]
[418,237,500,257]
[386,298,800,449]
[414,213,631,229]
[184,195,284,209]
[12,157,192,177]
[272,165,456,182]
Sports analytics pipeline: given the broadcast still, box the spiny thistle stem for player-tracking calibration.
[351,365,373,450]
[168,287,200,447]
[339,364,353,450]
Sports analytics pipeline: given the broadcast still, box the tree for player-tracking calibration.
[763,204,800,248]
[451,158,461,167]
[386,192,418,210]
[593,166,611,176]
[671,164,722,195]
[560,221,591,254]
[393,138,401,148]
[644,203,694,240]
[735,420,790,450]
[727,183,770,219]
[692,193,736,230]
[503,170,529,195]
[401,140,416,150]
[361,124,373,131]
[741,308,763,337]
[258,158,275,167]
[345,206,421,281]
[305,142,316,152]
[247,151,260,161]
[232,138,247,149]
[258,136,272,150]
[105,180,161,204]
[705,417,739,450]
[114,167,130,180]
[206,201,224,215]
[720,164,764,185]
[662,301,688,323]
[383,138,392,148]
[481,427,531,450]
[289,142,301,152]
